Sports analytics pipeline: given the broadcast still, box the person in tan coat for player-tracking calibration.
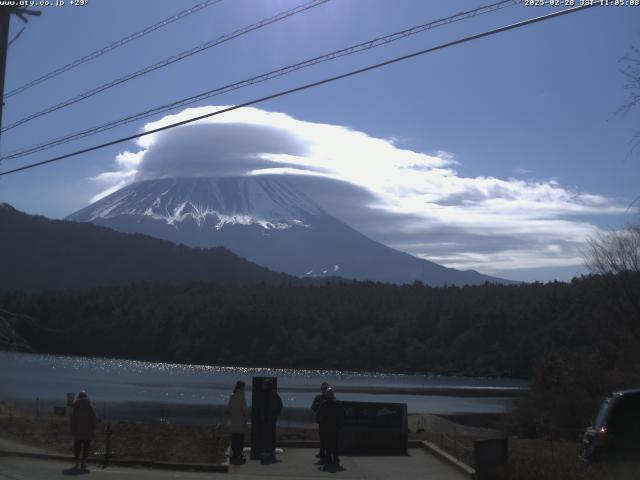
[228,381,248,463]
[70,390,98,470]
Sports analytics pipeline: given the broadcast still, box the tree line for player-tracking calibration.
[0,273,636,376]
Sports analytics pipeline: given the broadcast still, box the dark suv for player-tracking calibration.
[581,389,640,460]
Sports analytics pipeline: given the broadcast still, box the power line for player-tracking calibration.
[3,0,224,100]
[0,0,521,162]
[7,26,25,48]
[0,0,330,134]
[0,3,598,178]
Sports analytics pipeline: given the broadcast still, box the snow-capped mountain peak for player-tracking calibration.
[69,176,323,230]
[67,174,511,286]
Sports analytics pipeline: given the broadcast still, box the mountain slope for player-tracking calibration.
[0,203,296,292]
[68,176,511,286]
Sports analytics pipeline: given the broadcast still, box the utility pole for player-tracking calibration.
[0,6,40,142]
[0,7,11,136]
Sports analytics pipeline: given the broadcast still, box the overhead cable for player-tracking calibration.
[0,4,598,178]
[0,0,520,162]
[0,0,329,133]
[3,0,225,99]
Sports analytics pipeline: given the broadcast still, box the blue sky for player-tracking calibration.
[0,0,639,282]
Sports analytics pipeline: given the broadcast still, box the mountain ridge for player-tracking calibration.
[0,202,301,292]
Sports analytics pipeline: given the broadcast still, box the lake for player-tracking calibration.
[0,351,527,423]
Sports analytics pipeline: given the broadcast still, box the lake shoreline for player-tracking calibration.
[0,348,530,381]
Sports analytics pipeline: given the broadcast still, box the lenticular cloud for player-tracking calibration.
[91,105,630,277]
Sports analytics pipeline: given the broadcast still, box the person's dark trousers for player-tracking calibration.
[74,439,91,466]
[318,423,327,457]
[231,432,245,458]
[263,421,277,454]
[325,428,340,463]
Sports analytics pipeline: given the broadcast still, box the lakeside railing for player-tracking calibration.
[0,399,229,465]
[412,412,588,479]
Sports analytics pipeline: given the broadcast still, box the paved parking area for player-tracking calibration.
[229,448,470,479]
[0,448,470,479]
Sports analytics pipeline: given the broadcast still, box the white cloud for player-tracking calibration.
[89,169,136,203]
[91,105,633,277]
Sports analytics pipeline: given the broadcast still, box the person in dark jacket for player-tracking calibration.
[311,382,329,459]
[70,390,98,470]
[317,388,345,465]
[259,379,282,462]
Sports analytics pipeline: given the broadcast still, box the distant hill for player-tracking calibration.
[0,203,296,291]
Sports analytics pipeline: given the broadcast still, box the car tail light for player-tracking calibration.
[595,427,607,447]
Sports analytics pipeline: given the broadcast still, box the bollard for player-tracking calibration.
[103,423,112,468]
[216,424,225,460]
[474,437,508,480]
[453,426,457,458]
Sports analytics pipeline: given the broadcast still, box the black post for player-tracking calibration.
[250,376,277,459]
[0,7,10,136]
[103,423,112,469]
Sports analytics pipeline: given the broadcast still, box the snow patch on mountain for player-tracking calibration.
[69,176,323,230]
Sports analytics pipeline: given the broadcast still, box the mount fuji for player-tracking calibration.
[68,176,509,286]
